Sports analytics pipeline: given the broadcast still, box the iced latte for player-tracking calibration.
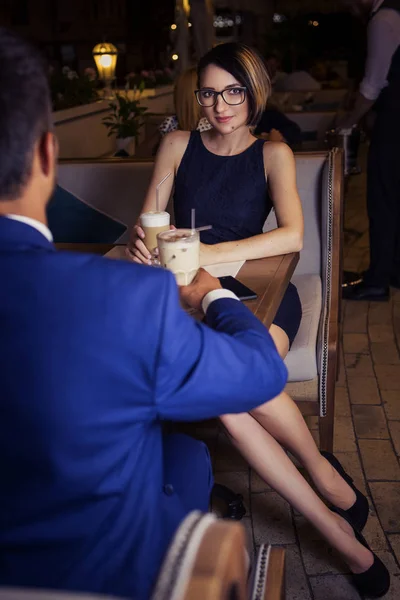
[140,211,170,256]
[157,229,200,285]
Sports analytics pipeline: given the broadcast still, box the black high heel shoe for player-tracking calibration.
[321,451,369,531]
[333,507,390,598]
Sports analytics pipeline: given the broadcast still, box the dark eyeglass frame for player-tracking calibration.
[194,86,247,107]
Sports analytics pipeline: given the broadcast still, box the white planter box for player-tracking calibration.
[116,136,136,156]
[122,85,174,114]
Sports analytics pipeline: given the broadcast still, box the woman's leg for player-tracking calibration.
[248,324,357,511]
[220,411,373,573]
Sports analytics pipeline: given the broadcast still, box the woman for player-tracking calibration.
[128,42,389,596]
[158,66,211,136]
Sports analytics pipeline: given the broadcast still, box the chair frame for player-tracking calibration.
[292,149,344,452]
[152,512,286,600]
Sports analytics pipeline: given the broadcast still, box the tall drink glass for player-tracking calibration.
[140,211,170,259]
[157,229,200,285]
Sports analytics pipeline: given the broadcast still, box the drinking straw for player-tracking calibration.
[196,225,212,232]
[156,172,171,212]
[191,208,196,231]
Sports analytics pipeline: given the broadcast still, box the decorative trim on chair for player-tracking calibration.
[319,149,336,417]
[250,545,271,600]
[151,511,216,600]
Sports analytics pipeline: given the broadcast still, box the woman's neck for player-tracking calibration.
[202,126,255,156]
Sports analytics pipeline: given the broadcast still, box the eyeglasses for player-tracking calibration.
[194,86,247,107]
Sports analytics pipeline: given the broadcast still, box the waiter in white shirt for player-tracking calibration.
[341,0,400,301]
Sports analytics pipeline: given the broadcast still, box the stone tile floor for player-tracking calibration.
[185,146,400,598]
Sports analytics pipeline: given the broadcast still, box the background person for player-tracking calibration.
[0,28,290,600]
[341,0,400,300]
[159,66,211,136]
[265,52,287,89]
[254,104,303,147]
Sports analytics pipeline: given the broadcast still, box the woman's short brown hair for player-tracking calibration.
[197,42,271,127]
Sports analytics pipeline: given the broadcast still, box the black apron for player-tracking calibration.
[364,0,400,287]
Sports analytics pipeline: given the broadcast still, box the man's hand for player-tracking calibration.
[336,113,358,131]
[336,93,375,131]
[258,130,285,143]
[180,268,222,311]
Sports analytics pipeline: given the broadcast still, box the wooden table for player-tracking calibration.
[56,243,299,328]
[235,254,299,328]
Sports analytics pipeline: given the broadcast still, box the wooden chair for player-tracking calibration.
[0,514,285,600]
[250,545,286,600]
[151,511,286,600]
[264,149,344,451]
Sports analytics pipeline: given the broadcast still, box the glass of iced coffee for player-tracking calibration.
[140,211,170,261]
[157,229,200,285]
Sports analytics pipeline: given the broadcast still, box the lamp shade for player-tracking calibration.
[92,42,118,81]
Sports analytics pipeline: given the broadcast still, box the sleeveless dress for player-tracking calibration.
[174,131,302,346]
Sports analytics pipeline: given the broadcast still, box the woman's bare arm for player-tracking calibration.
[200,142,303,266]
[127,131,189,263]
[139,130,189,215]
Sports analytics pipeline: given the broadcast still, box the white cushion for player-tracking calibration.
[58,162,155,227]
[264,155,327,276]
[284,274,322,382]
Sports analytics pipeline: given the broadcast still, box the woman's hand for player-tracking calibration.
[126,225,152,264]
[126,224,177,264]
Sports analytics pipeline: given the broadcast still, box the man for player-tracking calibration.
[275,56,321,92]
[0,29,287,600]
[341,0,400,301]
[265,53,287,89]
[254,106,302,148]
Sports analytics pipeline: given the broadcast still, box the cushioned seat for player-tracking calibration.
[284,274,321,382]
[264,149,344,450]
[47,185,126,244]
[58,161,158,228]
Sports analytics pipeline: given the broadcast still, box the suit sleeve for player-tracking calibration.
[154,272,288,421]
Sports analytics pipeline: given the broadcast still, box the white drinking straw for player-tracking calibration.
[190,208,212,233]
[196,225,212,232]
[156,172,171,212]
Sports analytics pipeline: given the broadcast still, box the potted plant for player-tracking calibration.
[102,93,148,156]
[50,66,99,111]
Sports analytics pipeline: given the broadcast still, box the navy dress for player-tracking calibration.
[174,131,302,346]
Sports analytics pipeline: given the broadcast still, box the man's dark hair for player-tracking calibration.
[0,28,52,200]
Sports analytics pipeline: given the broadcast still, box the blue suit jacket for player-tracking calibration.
[0,216,287,599]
